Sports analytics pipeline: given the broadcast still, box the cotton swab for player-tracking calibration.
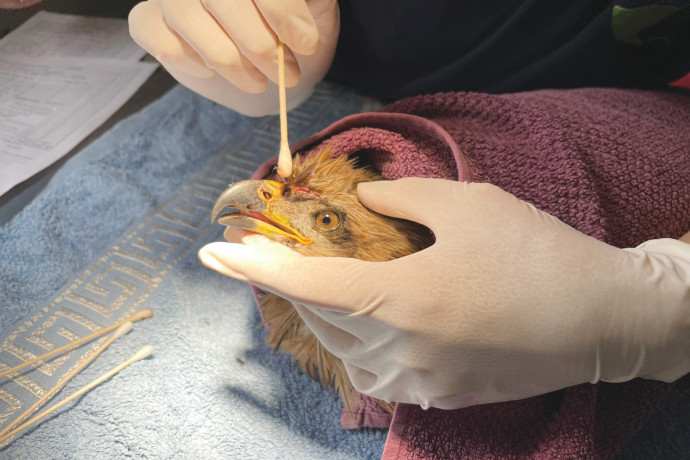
[0,309,153,380]
[276,42,292,179]
[0,345,154,445]
[0,322,133,440]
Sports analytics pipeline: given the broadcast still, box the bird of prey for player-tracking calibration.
[211,149,433,412]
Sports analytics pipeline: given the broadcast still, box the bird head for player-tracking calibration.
[212,149,433,261]
[211,149,433,412]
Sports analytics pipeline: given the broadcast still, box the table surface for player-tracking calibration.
[0,1,177,226]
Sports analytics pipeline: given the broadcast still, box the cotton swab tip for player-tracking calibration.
[277,140,292,178]
[113,322,133,339]
[131,345,154,362]
[129,309,154,321]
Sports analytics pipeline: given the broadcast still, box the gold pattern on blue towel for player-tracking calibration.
[0,82,348,443]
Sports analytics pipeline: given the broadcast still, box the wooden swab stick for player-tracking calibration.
[0,309,153,379]
[276,42,292,179]
[0,322,133,440]
[0,345,154,445]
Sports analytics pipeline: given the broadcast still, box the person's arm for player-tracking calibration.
[199,178,690,409]
[128,0,339,116]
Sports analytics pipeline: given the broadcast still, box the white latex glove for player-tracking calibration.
[0,0,41,8]
[128,0,339,116]
[199,178,690,409]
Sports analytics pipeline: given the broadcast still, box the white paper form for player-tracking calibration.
[0,12,158,197]
[0,57,158,196]
[0,11,147,62]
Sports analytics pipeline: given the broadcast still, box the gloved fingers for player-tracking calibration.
[160,0,267,93]
[344,362,418,407]
[198,241,388,314]
[343,361,381,395]
[129,0,215,79]
[357,178,474,232]
[221,229,416,325]
[163,65,280,116]
[291,304,365,360]
[199,0,301,87]
[200,236,300,283]
[224,227,262,245]
[223,227,301,255]
[253,0,321,55]
[292,305,390,387]
[130,0,337,114]
[359,178,570,239]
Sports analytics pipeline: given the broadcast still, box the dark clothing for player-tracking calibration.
[328,0,690,100]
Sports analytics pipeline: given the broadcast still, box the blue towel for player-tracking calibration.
[0,83,386,459]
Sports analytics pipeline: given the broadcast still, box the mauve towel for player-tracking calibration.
[251,88,690,459]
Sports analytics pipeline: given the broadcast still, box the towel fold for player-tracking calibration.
[252,88,690,459]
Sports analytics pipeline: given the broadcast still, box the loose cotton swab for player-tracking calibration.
[0,322,133,440]
[0,309,153,380]
[276,42,292,178]
[0,345,154,445]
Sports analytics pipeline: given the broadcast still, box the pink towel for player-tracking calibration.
[251,88,690,459]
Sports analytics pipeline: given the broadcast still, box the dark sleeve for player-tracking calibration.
[327,0,690,101]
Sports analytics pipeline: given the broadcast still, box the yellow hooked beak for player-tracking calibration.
[211,180,312,245]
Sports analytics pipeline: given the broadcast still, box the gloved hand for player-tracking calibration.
[128,0,339,116]
[0,0,42,8]
[199,178,690,409]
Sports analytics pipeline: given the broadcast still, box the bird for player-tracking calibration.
[211,149,434,412]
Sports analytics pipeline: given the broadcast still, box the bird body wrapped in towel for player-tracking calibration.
[204,88,690,458]
[211,149,433,412]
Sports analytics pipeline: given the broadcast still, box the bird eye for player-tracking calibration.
[314,211,341,231]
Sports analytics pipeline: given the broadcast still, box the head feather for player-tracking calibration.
[286,148,382,194]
